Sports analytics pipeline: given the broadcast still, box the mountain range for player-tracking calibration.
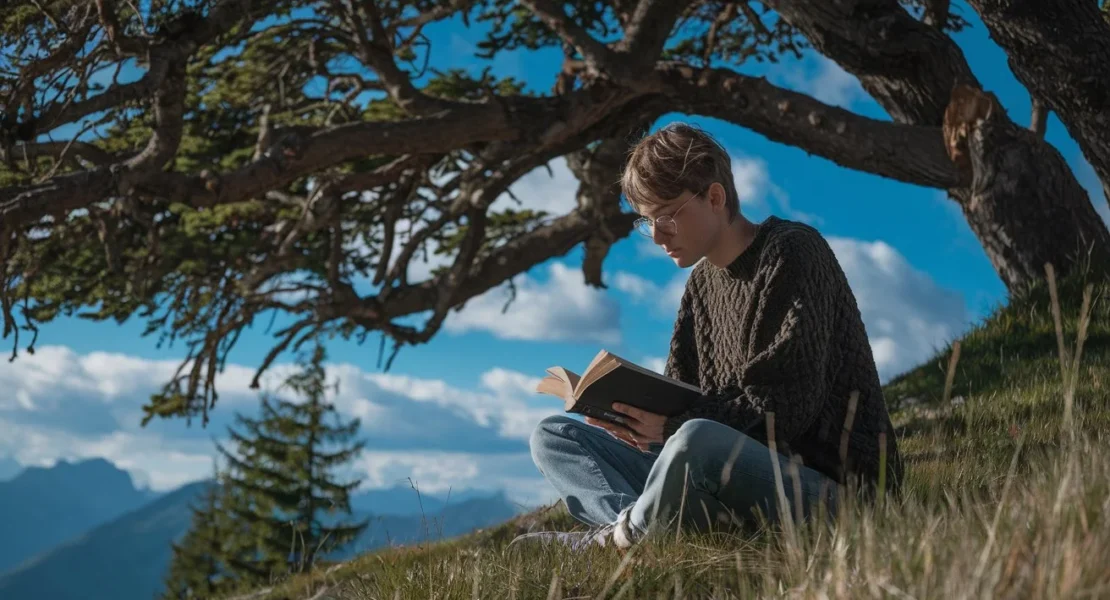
[0,458,157,574]
[0,459,525,600]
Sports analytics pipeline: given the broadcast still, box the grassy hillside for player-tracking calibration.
[228,273,1109,599]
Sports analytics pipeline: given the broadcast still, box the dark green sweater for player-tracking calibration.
[662,216,903,491]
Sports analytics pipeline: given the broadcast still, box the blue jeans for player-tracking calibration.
[530,415,838,538]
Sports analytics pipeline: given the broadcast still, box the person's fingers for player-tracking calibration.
[614,428,638,445]
[586,416,642,439]
[611,403,649,424]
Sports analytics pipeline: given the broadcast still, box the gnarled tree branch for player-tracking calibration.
[658,63,960,188]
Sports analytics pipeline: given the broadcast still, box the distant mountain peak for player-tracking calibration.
[12,457,135,489]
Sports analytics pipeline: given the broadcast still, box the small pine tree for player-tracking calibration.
[161,477,233,599]
[216,343,368,586]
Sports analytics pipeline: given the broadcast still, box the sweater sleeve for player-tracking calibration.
[662,231,838,446]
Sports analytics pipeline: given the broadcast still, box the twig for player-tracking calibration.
[677,462,689,542]
[1046,263,1071,383]
[125,0,152,36]
[942,340,961,404]
[973,429,1026,580]
[595,547,636,600]
[1063,284,1094,431]
[765,412,796,541]
[1030,97,1048,137]
[34,121,96,183]
[838,391,860,482]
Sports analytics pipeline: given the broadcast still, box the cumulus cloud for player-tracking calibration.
[444,262,621,344]
[490,156,580,216]
[0,346,561,503]
[612,270,690,318]
[355,451,556,507]
[775,55,867,110]
[732,156,823,225]
[828,237,971,381]
[642,356,667,375]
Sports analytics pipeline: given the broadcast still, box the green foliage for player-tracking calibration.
[162,482,233,600]
[163,344,368,598]
[219,344,368,586]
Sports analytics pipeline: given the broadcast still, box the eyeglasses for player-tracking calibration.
[633,194,698,238]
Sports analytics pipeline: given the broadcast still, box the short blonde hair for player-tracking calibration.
[620,122,740,219]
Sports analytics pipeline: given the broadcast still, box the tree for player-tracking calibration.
[215,343,368,585]
[1,0,1108,424]
[162,479,233,599]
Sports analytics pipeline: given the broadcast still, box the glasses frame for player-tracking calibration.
[633,192,700,238]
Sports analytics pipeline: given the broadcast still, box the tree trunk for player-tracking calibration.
[964,0,1110,207]
[763,0,1110,291]
[948,88,1110,289]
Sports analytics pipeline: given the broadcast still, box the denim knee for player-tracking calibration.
[529,414,578,470]
[663,418,721,459]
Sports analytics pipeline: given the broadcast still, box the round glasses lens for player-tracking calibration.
[656,218,677,236]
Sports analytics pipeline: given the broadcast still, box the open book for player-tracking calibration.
[536,350,703,425]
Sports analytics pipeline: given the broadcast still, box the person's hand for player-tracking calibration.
[586,403,666,451]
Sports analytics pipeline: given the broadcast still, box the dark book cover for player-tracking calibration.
[571,364,702,422]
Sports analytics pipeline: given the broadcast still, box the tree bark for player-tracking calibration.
[659,64,960,188]
[762,0,1110,290]
[964,0,1110,206]
[946,86,1110,289]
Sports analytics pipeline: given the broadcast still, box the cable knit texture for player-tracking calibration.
[662,216,903,492]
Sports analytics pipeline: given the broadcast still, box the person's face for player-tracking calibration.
[635,185,724,268]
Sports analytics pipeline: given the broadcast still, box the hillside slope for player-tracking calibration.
[235,275,1110,599]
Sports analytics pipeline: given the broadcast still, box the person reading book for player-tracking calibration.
[511,122,904,551]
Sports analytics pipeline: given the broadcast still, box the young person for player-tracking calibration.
[510,122,903,550]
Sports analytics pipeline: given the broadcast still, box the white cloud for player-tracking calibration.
[642,356,666,375]
[0,346,562,499]
[444,261,621,344]
[489,156,579,216]
[828,237,971,381]
[0,421,216,491]
[775,55,867,110]
[732,156,823,225]
[613,271,654,297]
[612,270,690,318]
[354,451,555,507]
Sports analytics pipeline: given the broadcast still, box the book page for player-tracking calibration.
[548,367,581,391]
[536,368,580,410]
[575,350,620,397]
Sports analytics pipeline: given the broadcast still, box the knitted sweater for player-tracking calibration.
[662,216,903,491]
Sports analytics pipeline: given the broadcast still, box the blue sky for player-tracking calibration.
[2,3,1108,508]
